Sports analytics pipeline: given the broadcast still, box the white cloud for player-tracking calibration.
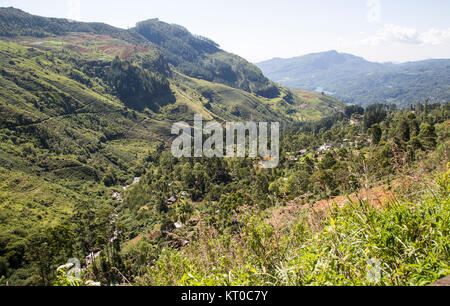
[360,25,450,46]
[363,1,449,48]
[366,0,382,24]
[359,24,449,46]
[67,0,81,21]
[419,28,450,45]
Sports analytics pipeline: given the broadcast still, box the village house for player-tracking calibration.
[167,196,177,205]
[318,143,333,154]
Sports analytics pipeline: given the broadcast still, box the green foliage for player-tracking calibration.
[107,57,173,111]
[26,225,75,285]
[140,167,450,286]
[55,268,82,286]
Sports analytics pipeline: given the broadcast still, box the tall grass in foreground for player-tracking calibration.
[137,165,449,286]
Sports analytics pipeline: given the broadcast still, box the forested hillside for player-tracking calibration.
[134,19,280,98]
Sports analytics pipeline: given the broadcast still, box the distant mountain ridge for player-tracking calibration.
[256,50,450,107]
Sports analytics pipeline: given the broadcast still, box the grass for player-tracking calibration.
[171,71,342,124]
[136,165,450,286]
[0,166,77,232]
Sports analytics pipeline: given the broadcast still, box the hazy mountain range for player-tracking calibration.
[256,50,450,107]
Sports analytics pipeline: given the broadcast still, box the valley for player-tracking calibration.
[0,7,448,287]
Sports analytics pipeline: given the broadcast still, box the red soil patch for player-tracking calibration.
[429,275,450,286]
[120,51,135,59]
[267,179,408,231]
[313,184,397,212]
[65,45,91,53]
[129,230,161,246]
[11,32,152,59]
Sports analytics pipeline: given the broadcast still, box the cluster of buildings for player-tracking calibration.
[286,138,364,162]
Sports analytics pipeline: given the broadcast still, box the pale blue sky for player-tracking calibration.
[1,0,449,63]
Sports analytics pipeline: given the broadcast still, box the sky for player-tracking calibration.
[1,0,449,63]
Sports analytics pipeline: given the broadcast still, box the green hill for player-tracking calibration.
[133,19,280,98]
[0,7,280,99]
